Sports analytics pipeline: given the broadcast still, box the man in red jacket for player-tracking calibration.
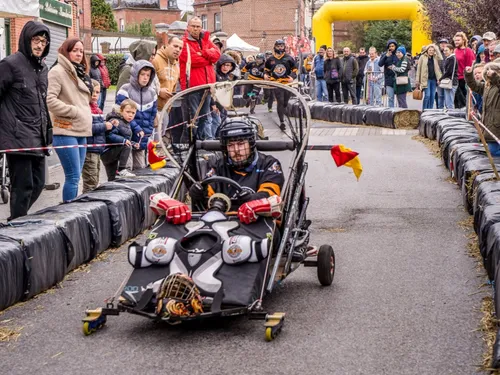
[179,17,221,140]
[453,32,476,109]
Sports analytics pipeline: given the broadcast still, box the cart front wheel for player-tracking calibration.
[317,245,335,286]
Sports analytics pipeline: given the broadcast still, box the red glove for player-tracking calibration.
[238,196,282,225]
[150,193,192,225]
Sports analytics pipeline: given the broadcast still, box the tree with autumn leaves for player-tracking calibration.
[422,0,499,40]
[92,0,118,32]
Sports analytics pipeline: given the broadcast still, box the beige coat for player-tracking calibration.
[416,44,443,88]
[47,53,92,137]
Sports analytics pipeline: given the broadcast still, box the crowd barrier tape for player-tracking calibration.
[417,109,500,368]
[0,166,179,311]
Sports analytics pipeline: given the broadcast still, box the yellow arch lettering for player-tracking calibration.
[312,0,432,54]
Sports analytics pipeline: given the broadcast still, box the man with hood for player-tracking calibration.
[378,39,399,107]
[115,60,158,170]
[116,40,157,92]
[0,21,52,220]
[179,17,221,140]
[89,54,103,105]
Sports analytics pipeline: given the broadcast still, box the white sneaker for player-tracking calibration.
[117,169,136,177]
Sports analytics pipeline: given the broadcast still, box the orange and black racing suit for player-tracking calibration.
[205,152,284,210]
[264,53,298,123]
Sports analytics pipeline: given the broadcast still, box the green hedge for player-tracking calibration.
[104,53,125,86]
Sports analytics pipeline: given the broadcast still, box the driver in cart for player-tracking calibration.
[149,117,284,226]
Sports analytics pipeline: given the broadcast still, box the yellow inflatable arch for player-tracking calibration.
[312,0,432,54]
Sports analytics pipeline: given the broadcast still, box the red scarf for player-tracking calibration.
[90,101,102,115]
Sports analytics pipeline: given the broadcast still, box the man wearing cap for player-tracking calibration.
[482,32,496,63]
[0,21,52,220]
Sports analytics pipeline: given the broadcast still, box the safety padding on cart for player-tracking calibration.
[0,221,70,300]
[0,235,26,311]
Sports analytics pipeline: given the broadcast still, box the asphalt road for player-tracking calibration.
[0,105,483,374]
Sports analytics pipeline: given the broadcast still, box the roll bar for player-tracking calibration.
[196,140,295,152]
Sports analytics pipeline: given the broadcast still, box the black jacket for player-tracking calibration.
[440,54,458,86]
[89,55,103,87]
[215,54,237,82]
[264,52,298,83]
[0,21,52,156]
[378,39,399,87]
[324,57,342,84]
[205,152,285,209]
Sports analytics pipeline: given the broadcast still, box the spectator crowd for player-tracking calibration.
[0,18,499,221]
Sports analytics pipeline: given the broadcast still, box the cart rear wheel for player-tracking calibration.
[1,188,8,204]
[317,245,335,286]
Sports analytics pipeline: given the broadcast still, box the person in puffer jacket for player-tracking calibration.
[115,60,158,170]
[101,99,137,180]
[82,80,114,193]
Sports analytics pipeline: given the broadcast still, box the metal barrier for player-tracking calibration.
[363,71,385,106]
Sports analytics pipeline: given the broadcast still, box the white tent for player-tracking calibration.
[225,34,260,53]
[0,0,39,18]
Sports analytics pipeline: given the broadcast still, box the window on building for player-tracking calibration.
[120,19,125,32]
[168,0,177,8]
[201,15,207,30]
[214,13,221,31]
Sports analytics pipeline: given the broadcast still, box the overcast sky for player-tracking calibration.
[177,0,193,11]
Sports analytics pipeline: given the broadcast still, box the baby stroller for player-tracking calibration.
[0,154,9,204]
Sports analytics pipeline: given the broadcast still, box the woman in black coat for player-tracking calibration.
[324,47,343,103]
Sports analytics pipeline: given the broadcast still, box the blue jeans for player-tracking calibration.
[444,86,457,109]
[316,78,327,101]
[386,85,395,107]
[211,110,221,138]
[423,79,437,110]
[188,91,212,140]
[367,82,382,106]
[53,135,87,202]
[436,86,445,109]
[489,143,500,157]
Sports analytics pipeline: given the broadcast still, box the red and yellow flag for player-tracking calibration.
[330,144,363,180]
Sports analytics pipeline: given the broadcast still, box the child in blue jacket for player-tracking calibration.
[100,99,138,181]
[115,60,158,170]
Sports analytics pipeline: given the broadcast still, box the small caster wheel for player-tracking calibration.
[1,188,8,204]
[82,309,107,336]
[264,312,285,342]
[317,244,335,286]
[265,327,274,342]
[83,322,93,336]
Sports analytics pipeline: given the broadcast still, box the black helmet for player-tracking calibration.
[274,39,286,54]
[219,117,257,168]
[256,53,265,62]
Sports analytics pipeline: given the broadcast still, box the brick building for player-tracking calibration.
[1,0,91,65]
[192,0,307,53]
[112,0,182,33]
